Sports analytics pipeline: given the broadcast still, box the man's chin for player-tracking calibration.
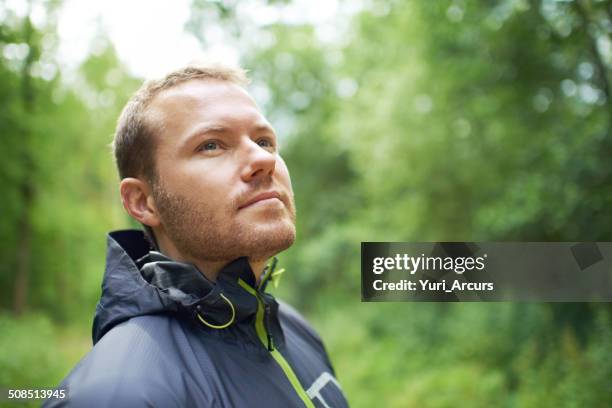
[240,221,296,260]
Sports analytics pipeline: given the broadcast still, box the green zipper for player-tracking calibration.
[238,278,315,408]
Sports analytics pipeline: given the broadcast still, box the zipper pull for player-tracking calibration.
[264,302,274,351]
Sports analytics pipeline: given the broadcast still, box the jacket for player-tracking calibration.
[43,230,348,408]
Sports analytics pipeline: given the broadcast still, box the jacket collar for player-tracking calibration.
[137,250,263,326]
[93,229,286,348]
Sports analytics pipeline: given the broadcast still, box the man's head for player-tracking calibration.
[113,63,296,274]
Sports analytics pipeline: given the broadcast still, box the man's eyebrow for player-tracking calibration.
[192,124,230,135]
[182,124,230,148]
[252,123,276,135]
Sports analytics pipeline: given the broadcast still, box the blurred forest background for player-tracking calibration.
[2,0,612,406]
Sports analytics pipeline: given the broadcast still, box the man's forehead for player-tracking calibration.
[145,79,274,147]
[146,79,267,130]
[151,78,255,110]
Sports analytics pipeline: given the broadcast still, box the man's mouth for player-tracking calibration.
[238,191,283,210]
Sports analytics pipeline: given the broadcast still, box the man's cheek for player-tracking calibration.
[276,160,293,190]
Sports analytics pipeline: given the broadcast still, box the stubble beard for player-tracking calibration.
[152,181,296,263]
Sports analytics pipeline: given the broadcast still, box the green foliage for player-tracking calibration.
[0,313,63,388]
[0,7,138,319]
[0,313,90,408]
[312,303,612,407]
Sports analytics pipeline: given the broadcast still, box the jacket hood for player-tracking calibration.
[92,229,276,344]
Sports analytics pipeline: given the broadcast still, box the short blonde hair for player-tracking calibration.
[112,63,249,182]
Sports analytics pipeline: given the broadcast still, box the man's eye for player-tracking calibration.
[200,141,218,151]
[257,139,275,149]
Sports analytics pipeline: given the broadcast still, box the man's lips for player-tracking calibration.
[238,191,283,210]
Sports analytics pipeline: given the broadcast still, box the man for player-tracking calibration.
[44,63,348,408]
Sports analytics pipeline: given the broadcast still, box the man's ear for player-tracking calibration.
[119,178,161,228]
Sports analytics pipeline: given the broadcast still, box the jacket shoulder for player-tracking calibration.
[45,315,213,407]
[43,374,183,408]
[83,314,177,372]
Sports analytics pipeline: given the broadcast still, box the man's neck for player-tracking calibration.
[155,240,267,283]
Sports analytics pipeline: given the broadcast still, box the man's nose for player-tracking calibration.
[240,139,276,182]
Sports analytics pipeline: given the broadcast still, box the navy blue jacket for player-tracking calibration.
[44,230,348,407]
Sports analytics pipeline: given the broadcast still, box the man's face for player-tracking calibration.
[147,79,296,263]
